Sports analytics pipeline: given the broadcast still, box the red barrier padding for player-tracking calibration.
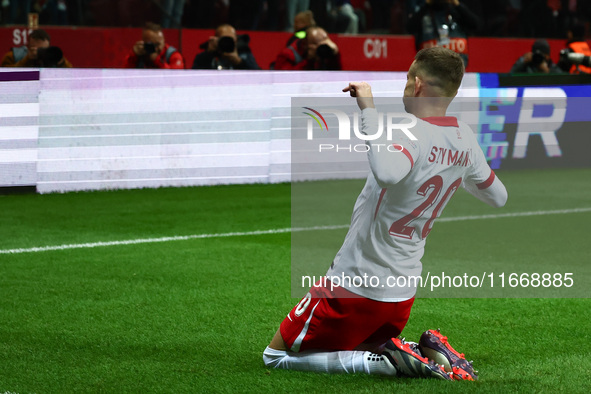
[0,26,580,73]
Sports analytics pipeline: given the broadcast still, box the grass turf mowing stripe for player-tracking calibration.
[1,207,589,255]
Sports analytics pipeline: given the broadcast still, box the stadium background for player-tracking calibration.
[0,26,576,72]
[1,4,590,393]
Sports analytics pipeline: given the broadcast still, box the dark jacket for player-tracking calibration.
[510,55,564,74]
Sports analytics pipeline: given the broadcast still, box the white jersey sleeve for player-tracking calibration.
[461,125,508,208]
[361,108,419,187]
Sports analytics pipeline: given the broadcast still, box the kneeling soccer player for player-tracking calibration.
[264,47,507,380]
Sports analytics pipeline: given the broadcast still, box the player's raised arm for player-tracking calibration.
[343,82,375,110]
[343,82,415,187]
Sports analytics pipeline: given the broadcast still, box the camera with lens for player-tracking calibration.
[316,43,335,59]
[217,36,235,53]
[199,34,250,54]
[36,46,64,67]
[143,42,157,55]
[531,50,546,67]
[559,48,591,67]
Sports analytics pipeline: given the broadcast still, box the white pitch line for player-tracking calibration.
[1,207,589,255]
[436,207,591,222]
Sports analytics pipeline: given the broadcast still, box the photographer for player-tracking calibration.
[558,25,591,74]
[407,0,480,67]
[192,24,260,70]
[274,26,342,71]
[124,22,184,69]
[510,39,563,74]
[1,29,72,68]
[286,10,316,48]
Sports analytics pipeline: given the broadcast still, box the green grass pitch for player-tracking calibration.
[0,168,589,393]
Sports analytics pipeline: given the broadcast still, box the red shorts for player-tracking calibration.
[280,279,414,352]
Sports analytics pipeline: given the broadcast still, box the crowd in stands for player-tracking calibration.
[0,1,590,74]
[1,1,590,39]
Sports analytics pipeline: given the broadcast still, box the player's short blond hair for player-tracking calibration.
[412,47,464,97]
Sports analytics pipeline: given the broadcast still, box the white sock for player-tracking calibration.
[263,346,398,376]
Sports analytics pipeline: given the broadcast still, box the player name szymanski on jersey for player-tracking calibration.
[427,146,472,167]
[326,108,497,301]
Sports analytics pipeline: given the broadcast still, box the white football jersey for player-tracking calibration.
[325,108,498,301]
